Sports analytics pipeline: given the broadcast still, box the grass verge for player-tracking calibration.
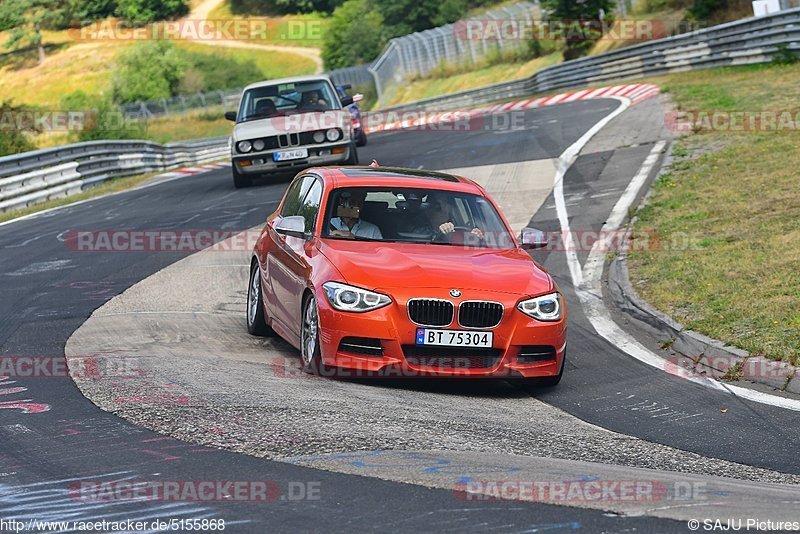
[377,52,561,108]
[627,62,800,363]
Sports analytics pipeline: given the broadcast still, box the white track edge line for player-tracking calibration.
[552,100,800,412]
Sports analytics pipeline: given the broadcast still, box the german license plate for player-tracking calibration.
[273,148,308,161]
[415,328,493,348]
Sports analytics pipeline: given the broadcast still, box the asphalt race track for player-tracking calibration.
[2,97,799,533]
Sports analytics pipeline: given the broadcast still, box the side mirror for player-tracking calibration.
[340,95,354,107]
[224,111,237,122]
[341,84,352,90]
[520,227,548,249]
[274,215,307,239]
[352,93,364,103]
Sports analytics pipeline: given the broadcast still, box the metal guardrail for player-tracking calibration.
[0,138,228,213]
[375,7,800,112]
[368,2,540,97]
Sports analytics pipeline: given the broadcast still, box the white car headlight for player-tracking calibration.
[326,128,341,142]
[322,281,391,313]
[252,139,265,151]
[237,141,252,153]
[313,131,326,143]
[517,292,562,322]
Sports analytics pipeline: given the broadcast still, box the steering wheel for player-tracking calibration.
[432,225,481,245]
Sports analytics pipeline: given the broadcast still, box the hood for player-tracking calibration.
[317,240,553,296]
[233,111,351,141]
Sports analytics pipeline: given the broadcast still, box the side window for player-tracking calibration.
[280,175,315,217]
[298,179,323,233]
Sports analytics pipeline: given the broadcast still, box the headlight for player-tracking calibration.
[322,281,391,313]
[517,292,562,322]
[237,141,252,153]
[313,131,325,143]
[252,139,265,151]
[326,128,341,142]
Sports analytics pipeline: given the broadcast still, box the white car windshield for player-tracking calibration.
[238,80,339,122]
[322,187,516,249]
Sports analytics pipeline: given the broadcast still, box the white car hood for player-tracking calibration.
[233,111,351,141]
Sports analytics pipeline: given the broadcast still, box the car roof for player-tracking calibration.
[309,166,485,194]
[243,75,333,92]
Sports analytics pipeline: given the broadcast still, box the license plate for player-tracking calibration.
[273,148,308,161]
[415,328,493,348]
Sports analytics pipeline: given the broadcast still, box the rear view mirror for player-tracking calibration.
[225,111,237,121]
[520,227,548,249]
[274,215,307,239]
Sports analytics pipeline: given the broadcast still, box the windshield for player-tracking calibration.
[238,80,339,122]
[322,187,515,249]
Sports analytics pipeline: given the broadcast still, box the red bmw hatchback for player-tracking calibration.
[247,166,566,384]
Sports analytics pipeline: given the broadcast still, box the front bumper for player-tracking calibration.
[232,141,352,175]
[315,288,567,379]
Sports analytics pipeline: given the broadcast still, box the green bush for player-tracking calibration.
[772,43,798,66]
[231,0,342,15]
[179,49,263,93]
[0,101,38,157]
[115,0,187,22]
[60,91,145,142]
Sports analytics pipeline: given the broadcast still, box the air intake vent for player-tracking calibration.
[403,345,502,369]
[338,337,383,357]
[517,345,556,363]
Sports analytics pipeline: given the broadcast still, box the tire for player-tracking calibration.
[345,144,359,165]
[356,129,367,147]
[300,294,323,374]
[246,260,274,336]
[233,164,251,189]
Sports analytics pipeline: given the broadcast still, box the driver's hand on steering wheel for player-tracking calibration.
[470,227,484,240]
[438,222,455,234]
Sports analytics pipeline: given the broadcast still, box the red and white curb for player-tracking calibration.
[364,83,660,134]
[159,161,231,179]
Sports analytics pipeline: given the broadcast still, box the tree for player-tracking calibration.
[69,0,119,20]
[322,0,386,69]
[541,0,616,60]
[112,40,187,103]
[0,0,71,64]
[373,0,442,37]
[114,0,188,22]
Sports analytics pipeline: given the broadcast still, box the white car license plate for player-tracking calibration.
[273,148,308,161]
[415,328,493,348]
